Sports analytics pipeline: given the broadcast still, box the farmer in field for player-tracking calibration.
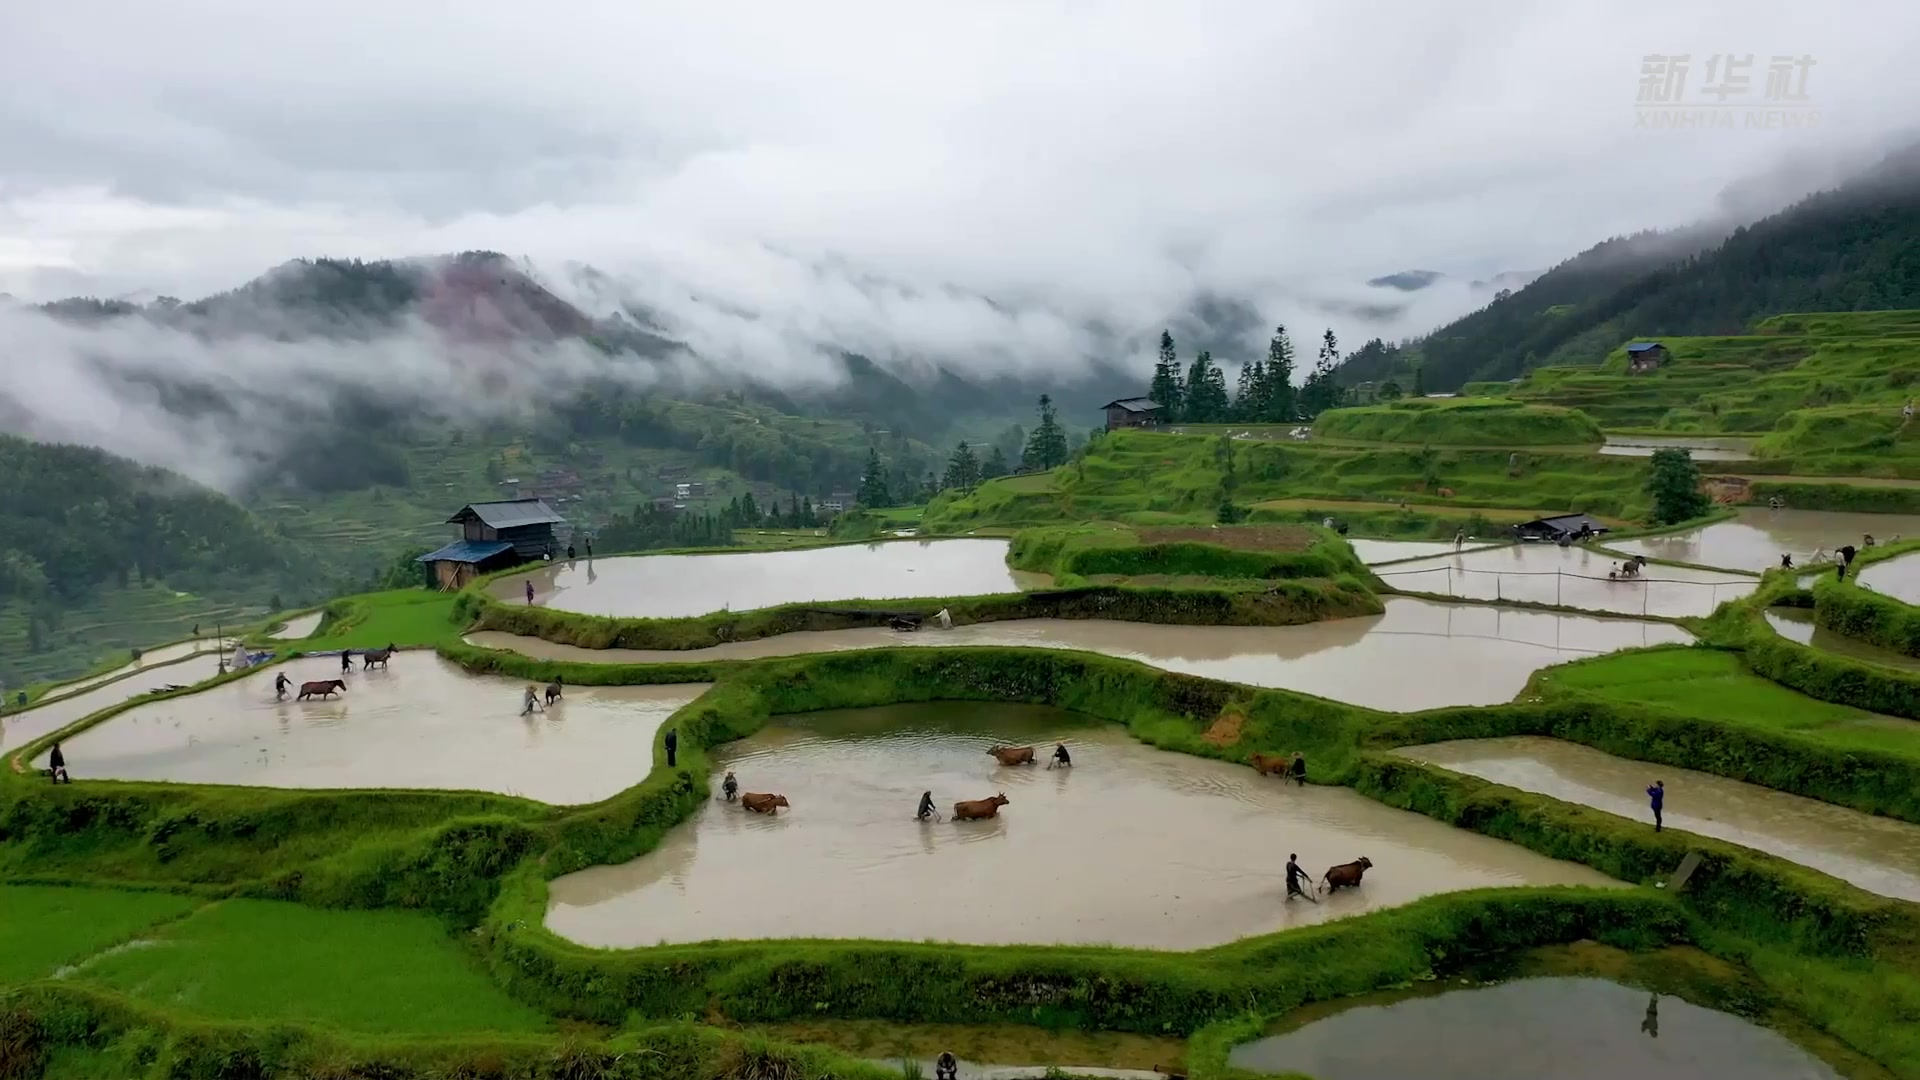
[48,740,70,784]
[340,649,353,674]
[521,685,542,716]
[1288,751,1307,787]
[1836,544,1857,579]
[1647,780,1665,832]
[1285,853,1312,901]
[1780,554,1794,570]
[525,579,536,604]
[917,790,937,820]
[664,727,679,767]
[274,671,291,699]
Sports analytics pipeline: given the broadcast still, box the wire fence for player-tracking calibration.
[1373,565,1754,617]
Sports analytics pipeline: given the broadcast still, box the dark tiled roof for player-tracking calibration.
[447,498,567,529]
[1103,398,1164,412]
[1625,342,1663,353]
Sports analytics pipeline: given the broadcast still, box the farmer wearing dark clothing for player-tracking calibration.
[1780,554,1794,570]
[584,537,593,557]
[566,544,576,560]
[1647,780,1665,831]
[48,741,69,783]
[917,791,936,820]
[664,727,678,768]
[1050,743,1072,768]
[525,580,536,604]
[722,771,738,801]
[1288,752,1307,787]
[1837,545,1857,580]
[340,650,353,673]
[1285,853,1310,900]
[274,672,291,699]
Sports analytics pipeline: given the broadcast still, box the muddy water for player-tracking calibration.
[1856,552,1920,606]
[1598,435,1757,460]
[1394,736,1920,901]
[1612,508,1920,574]
[40,640,213,702]
[1375,543,1754,617]
[34,654,707,804]
[471,597,1692,712]
[1228,976,1839,1079]
[545,703,1617,950]
[494,539,1045,618]
[2,650,227,754]
[1764,608,1920,672]
[1348,538,1495,564]
[269,612,324,639]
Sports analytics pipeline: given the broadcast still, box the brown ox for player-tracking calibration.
[361,644,397,670]
[297,679,346,700]
[1248,753,1290,776]
[741,792,790,814]
[952,793,1009,820]
[1320,856,1374,892]
[988,745,1035,766]
[1437,487,1455,498]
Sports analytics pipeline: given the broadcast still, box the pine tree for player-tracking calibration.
[1298,328,1345,418]
[1183,352,1229,422]
[801,497,818,527]
[1148,329,1185,421]
[942,441,981,491]
[1021,395,1071,470]
[982,445,1010,479]
[740,491,759,525]
[856,447,892,508]
[1412,363,1426,398]
[1234,359,1268,421]
[1264,326,1298,422]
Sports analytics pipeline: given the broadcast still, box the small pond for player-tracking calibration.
[1229,975,1842,1079]
[1764,608,1920,672]
[544,703,1617,950]
[35,654,707,804]
[1346,538,1496,564]
[1394,735,1920,901]
[1598,435,1758,461]
[1855,551,1920,606]
[471,597,1693,712]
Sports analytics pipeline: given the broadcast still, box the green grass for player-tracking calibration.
[1531,647,1918,755]
[0,885,199,983]
[1311,397,1605,447]
[74,899,551,1034]
[301,588,463,649]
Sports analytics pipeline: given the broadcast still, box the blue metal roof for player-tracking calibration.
[415,539,515,564]
[1625,342,1663,353]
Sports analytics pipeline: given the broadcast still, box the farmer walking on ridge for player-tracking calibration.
[48,740,70,784]
[1647,780,1665,832]
[525,579,536,604]
[664,727,678,768]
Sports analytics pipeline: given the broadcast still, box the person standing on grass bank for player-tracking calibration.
[48,740,70,784]
[664,727,678,767]
[1647,780,1665,831]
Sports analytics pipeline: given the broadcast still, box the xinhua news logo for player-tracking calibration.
[1635,53,1819,130]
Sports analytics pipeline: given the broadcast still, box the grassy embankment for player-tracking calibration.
[926,428,1657,535]
[9,618,1920,1076]
[1310,397,1605,447]
[1802,540,1920,659]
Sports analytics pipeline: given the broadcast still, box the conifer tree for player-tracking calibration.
[1021,395,1071,470]
[1148,329,1185,421]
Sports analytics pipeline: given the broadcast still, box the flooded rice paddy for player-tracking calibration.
[1374,543,1755,617]
[1347,538,1495,564]
[1611,508,1920,574]
[497,539,1045,618]
[3,649,228,753]
[472,597,1691,712]
[544,703,1617,950]
[1855,552,1920,606]
[1764,608,1920,672]
[1228,975,1839,1079]
[1394,736,1920,900]
[269,612,324,639]
[1597,435,1758,461]
[33,653,707,804]
[38,639,214,702]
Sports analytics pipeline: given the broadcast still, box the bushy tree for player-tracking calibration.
[943,443,980,492]
[1148,330,1185,420]
[1264,326,1298,422]
[1021,395,1070,471]
[1646,447,1710,524]
[856,446,892,508]
[1297,328,1346,418]
[981,445,1010,480]
[1183,352,1230,422]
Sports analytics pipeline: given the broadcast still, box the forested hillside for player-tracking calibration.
[1345,143,1920,391]
[0,436,301,687]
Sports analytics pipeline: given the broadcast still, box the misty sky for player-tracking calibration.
[3,1,1919,381]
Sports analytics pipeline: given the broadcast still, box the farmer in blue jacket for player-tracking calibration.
[1647,780,1665,832]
